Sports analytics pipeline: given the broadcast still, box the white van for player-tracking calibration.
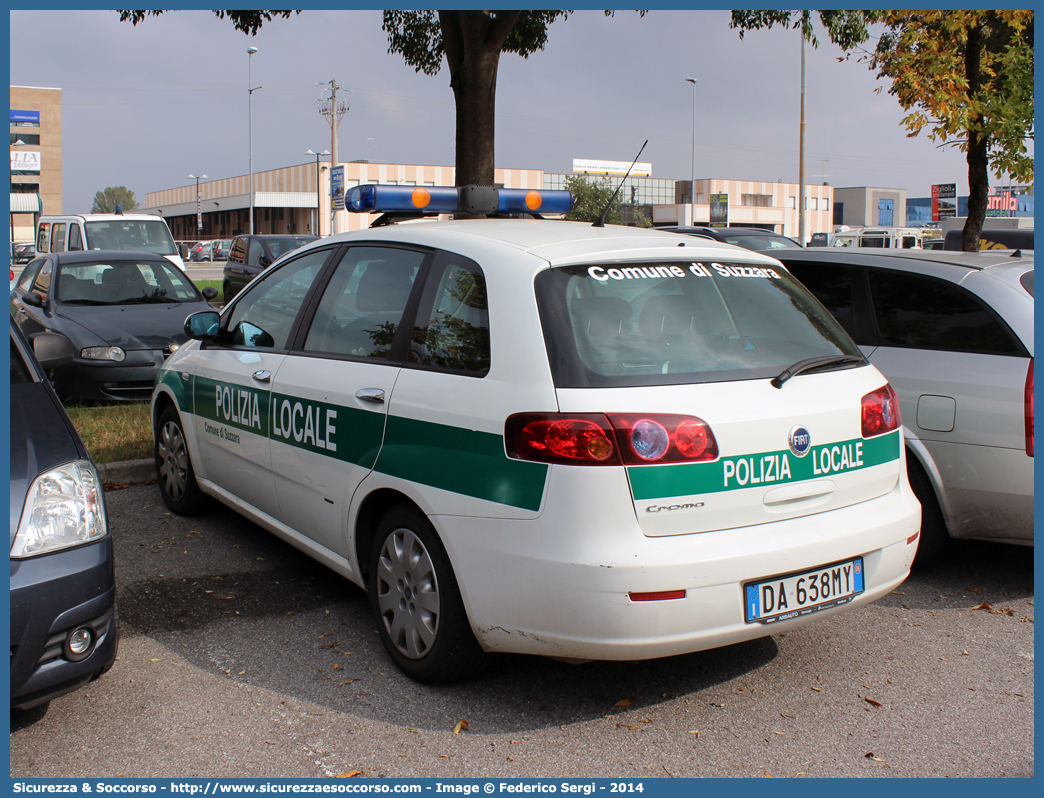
[35,212,186,272]
[831,227,924,249]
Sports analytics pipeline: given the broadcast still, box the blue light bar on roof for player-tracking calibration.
[346,185,460,213]
[498,188,574,215]
[344,184,575,216]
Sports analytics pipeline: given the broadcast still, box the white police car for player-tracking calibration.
[152,184,920,683]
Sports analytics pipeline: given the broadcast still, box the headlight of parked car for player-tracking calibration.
[11,460,108,558]
[81,346,126,362]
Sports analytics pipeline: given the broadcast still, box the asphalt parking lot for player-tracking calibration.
[10,482,1034,779]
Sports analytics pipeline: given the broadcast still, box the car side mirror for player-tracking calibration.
[30,332,75,369]
[184,310,221,341]
[23,291,46,309]
[258,255,271,269]
[201,286,218,301]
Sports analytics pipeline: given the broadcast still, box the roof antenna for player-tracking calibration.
[593,140,648,228]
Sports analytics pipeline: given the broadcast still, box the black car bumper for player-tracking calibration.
[10,538,118,710]
[56,352,165,403]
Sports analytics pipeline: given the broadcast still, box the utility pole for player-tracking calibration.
[798,28,807,245]
[317,80,349,234]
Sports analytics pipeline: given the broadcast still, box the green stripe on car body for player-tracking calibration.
[627,430,901,501]
[181,374,548,511]
[376,415,549,512]
[156,368,191,414]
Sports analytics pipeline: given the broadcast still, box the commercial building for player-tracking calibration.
[906,187,1033,226]
[146,164,837,244]
[10,85,62,244]
[143,162,545,242]
[832,187,907,229]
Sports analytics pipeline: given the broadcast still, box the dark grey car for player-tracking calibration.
[222,234,319,301]
[10,250,217,402]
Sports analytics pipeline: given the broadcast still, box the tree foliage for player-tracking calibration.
[91,186,139,213]
[119,10,643,195]
[565,176,622,225]
[729,10,1034,251]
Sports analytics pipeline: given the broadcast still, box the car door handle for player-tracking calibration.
[356,388,385,404]
[252,370,271,382]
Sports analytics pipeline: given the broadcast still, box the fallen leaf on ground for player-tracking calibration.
[810,686,822,692]
[614,696,634,707]
[688,730,700,737]
[971,602,992,611]
[616,723,642,731]
[452,719,469,734]
[335,771,362,778]
[864,698,882,708]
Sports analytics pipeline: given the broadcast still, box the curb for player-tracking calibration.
[95,458,155,485]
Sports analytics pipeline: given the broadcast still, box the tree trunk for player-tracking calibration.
[439,11,520,190]
[962,20,988,252]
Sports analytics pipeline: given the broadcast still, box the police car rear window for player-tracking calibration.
[535,261,861,388]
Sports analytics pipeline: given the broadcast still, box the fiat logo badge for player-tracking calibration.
[788,425,811,457]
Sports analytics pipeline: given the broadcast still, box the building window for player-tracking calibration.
[10,133,40,145]
[822,197,830,211]
[11,182,39,193]
[741,194,772,207]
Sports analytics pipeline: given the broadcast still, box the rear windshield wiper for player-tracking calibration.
[59,298,110,305]
[771,355,866,389]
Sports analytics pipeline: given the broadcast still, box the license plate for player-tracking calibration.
[744,557,864,624]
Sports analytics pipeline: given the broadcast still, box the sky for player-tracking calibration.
[10,8,1007,214]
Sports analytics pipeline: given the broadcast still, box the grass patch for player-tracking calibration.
[66,402,153,464]
[193,279,224,305]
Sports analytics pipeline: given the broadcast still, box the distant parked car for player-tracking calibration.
[189,242,211,262]
[10,318,118,710]
[222,234,319,300]
[13,243,35,264]
[210,239,232,262]
[10,250,217,403]
[662,226,803,252]
[775,248,1034,564]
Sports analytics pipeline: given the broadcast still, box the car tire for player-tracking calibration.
[906,452,948,567]
[222,280,234,302]
[155,404,211,516]
[368,505,489,683]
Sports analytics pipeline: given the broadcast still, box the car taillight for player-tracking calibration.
[861,384,901,438]
[1025,359,1034,457]
[506,413,718,466]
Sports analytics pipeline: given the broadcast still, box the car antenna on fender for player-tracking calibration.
[593,140,648,228]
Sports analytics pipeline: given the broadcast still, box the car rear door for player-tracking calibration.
[267,244,429,556]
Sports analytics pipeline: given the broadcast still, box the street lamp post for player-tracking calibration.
[685,77,697,227]
[187,173,207,234]
[305,149,330,235]
[247,46,260,235]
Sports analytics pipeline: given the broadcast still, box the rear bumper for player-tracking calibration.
[438,478,920,661]
[10,539,119,710]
